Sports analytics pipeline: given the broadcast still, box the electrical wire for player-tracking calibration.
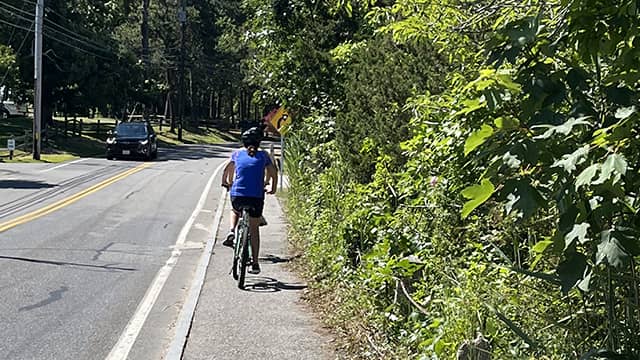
[0,0,117,57]
[43,33,114,60]
[43,24,113,54]
[4,0,28,45]
[0,17,33,32]
[42,14,113,50]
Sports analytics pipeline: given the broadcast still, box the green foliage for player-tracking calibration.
[228,0,640,358]
[335,34,445,184]
[460,179,495,218]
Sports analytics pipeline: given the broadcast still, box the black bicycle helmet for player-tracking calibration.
[241,126,263,147]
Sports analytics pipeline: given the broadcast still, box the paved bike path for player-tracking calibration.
[181,193,335,359]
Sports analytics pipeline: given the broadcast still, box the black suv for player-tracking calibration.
[106,121,158,160]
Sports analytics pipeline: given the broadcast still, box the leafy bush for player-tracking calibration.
[256,0,640,358]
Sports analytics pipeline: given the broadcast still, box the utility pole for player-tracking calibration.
[177,2,186,142]
[33,0,44,160]
[142,0,150,69]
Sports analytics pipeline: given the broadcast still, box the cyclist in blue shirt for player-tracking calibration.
[221,127,278,274]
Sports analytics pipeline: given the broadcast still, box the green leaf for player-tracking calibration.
[577,270,592,292]
[502,152,521,169]
[496,73,522,93]
[575,164,600,189]
[502,180,545,220]
[596,230,630,268]
[564,223,590,249]
[559,205,579,232]
[533,116,591,139]
[556,252,588,294]
[494,117,520,130]
[593,154,627,185]
[464,124,494,156]
[461,179,495,218]
[531,239,553,269]
[552,145,590,173]
[614,106,636,120]
[456,98,485,116]
[609,154,628,175]
[533,240,553,253]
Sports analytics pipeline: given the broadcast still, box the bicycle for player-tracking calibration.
[231,205,253,289]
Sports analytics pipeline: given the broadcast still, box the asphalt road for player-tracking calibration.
[0,145,235,360]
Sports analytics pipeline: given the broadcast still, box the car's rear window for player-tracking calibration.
[116,123,147,137]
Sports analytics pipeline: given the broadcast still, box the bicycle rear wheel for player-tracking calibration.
[237,210,251,289]
[232,225,243,280]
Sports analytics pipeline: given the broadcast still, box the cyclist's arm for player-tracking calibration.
[222,160,235,188]
[265,163,278,194]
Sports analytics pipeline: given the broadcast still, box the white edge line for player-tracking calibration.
[165,185,227,360]
[40,158,88,172]
[105,160,228,360]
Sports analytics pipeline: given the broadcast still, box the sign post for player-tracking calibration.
[265,107,292,190]
[8,138,15,160]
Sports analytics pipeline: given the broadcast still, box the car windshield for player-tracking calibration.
[115,123,147,137]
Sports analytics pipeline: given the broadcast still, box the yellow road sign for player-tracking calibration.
[267,107,292,135]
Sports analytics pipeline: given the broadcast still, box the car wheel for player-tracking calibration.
[144,145,152,161]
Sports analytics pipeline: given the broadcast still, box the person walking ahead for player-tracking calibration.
[221,127,278,274]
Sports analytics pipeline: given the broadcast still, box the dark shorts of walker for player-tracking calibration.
[231,196,264,218]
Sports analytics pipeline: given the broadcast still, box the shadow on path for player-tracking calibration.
[259,253,302,264]
[244,276,308,293]
[0,180,55,189]
[0,255,137,272]
[19,286,69,312]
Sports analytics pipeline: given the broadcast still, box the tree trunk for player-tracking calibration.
[216,92,221,119]
[209,91,213,119]
[189,69,196,125]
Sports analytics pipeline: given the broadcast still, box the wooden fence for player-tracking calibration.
[0,130,31,159]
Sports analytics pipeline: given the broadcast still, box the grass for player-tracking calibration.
[155,125,235,145]
[0,116,236,163]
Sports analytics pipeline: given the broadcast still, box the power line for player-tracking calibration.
[0,3,118,60]
[44,19,111,50]
[0,1,114,54]
[0,15,112,60]
[4,0,29,45]
[43,24,114,54]
[0,0,33,18]
[43,33,113,61]
[0,17,33,32]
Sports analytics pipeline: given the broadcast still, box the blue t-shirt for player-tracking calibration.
[230,149,272,198]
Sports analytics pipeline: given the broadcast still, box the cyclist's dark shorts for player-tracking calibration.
[231,196,264,218]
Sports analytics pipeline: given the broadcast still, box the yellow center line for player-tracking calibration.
[0,163,152,234]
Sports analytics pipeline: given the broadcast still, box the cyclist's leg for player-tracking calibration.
[224,197,241,246]
[249,216,260,265]
[229,210,239,231]
[247,197,265,274]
